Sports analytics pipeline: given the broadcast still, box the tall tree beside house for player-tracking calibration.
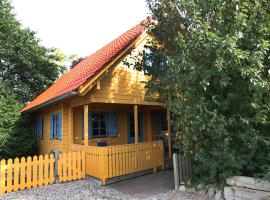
[0,0,65,159]
[0,0,65,103]
[142,0,270,186]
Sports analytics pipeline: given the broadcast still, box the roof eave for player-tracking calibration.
[21,91,78,114]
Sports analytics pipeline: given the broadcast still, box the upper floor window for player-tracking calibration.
[50,112,62,140]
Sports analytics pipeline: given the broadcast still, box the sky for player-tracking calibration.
[12,0,149,57]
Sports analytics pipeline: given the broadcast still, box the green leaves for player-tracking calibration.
[0,0,63,159]
[0,0,65,104]
[0,93,36,160]
[145,0,270,186]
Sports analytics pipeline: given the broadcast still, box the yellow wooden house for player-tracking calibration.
[21,20,172,185]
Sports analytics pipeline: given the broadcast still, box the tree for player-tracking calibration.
[0,91,21,159]
[0,0,66,159]
[142,0,270,186]
[69,56,85,69]
[0,90,36,160]
[0,0,65,103]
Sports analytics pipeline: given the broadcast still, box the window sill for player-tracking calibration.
[91,136,118,139]
[50,139,62,141]
[82,136,118,140]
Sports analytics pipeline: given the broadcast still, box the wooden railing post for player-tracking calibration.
[54,151,60,183]
[101,147,108,185]
[81,151,86,178]
[84,105,89,146]
[161,141,165,170]
[153,142,157,174]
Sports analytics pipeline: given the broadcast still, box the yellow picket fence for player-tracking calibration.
[58,151,85,182]
[0,151,86,195]
[70,141,164,185]
[0,154,55,194]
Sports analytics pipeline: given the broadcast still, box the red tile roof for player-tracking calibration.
[21,22,145,112]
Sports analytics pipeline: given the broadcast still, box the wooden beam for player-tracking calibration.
[68,107,73,146]
[146,109,152,142]
[134,105,139,143]
[96,80,101,90]
[90,97,165,106]
[70,96,165,109]
[167,107,172,158]
[84,105,89,146]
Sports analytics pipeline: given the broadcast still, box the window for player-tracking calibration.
[155,112,168,132]
[161,113,168,131]
[92,113,107,137]
[50,112,62,140]
[34,117,43,139]
[82,112,118,138]
[128,113,143,138]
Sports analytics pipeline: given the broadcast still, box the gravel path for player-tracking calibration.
[0,177,205,200]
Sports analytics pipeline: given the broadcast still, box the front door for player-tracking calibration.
[128,113,143,143]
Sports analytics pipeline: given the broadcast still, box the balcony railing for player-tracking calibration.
[70,141,164,185]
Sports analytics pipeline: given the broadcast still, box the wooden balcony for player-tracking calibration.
[70,141,164,185]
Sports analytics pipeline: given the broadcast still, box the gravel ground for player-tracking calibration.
[0,177,205,200]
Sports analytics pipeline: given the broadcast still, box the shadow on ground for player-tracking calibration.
[108,170,174,199]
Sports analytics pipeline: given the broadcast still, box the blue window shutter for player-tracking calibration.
[82,111,84,139]
[39,117,42,138]
[35,119,37,137]
[37,117,41,138]
[34,119,37,137]
[41,118,43,139]
[58,112,62,140]
[55,114,58,139]
[155,113,162,132]
[107,112,117,137]
[89,112,92,138]
[50,114,54,140]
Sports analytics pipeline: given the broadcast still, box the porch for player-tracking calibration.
[70,141,164,185]
[69,102,172,185]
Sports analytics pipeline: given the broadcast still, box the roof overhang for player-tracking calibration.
[21,91,78,113]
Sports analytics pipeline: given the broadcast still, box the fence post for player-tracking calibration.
[81,151,85,178]
[161,141,165,170]
[54,150,61,183]
[0,159,6,194]
[101,148,108,186]
[173,153,180,190]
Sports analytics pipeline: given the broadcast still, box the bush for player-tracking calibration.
[0,93,36,160]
